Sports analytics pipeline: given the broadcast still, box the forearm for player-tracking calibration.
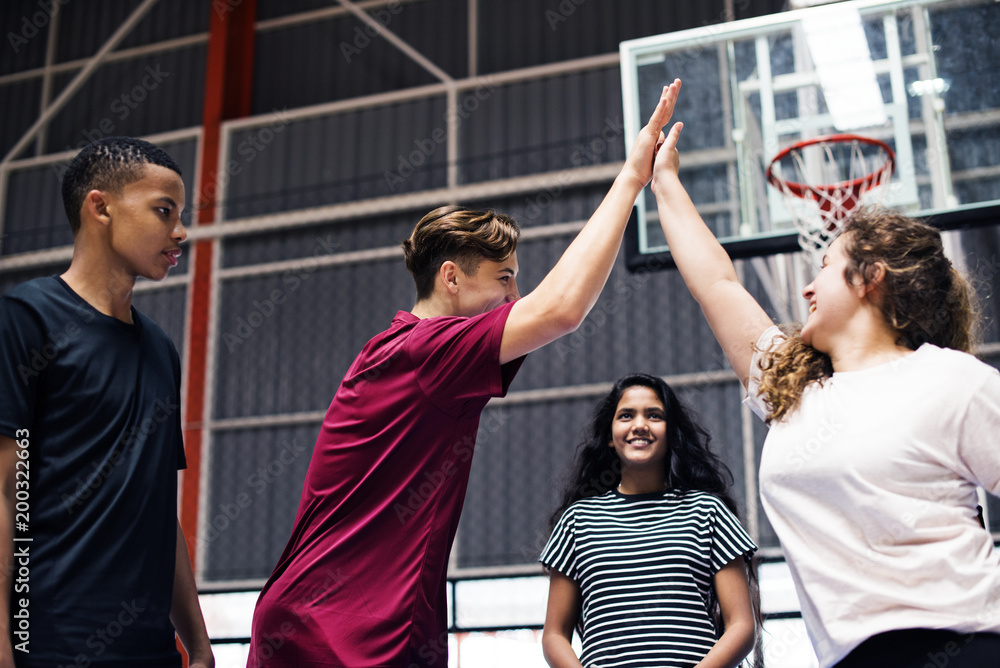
[0,437,19,666]
[529,172,644,326]
[651,172,741,302]
[694,619,756,668]
[170,521,214,667]
[541,631,585,668]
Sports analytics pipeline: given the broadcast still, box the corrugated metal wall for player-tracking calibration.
[1,0,997,588]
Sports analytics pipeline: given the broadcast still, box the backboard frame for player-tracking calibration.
[620,0,1000,271]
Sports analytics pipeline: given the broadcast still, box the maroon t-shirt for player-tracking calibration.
[248,302,524,667]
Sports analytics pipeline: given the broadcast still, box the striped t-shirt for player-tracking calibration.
[540,489,756,668]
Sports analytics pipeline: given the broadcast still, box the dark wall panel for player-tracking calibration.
[203,423,321,582]
[458,67,625,184]
[222,209,422,269]
[477,0,788,74]
[45,47,205,154]
[225,97,447,218]
[252,0,469,114]
[55,0,208,62]
[214,257,413,419]
[0,1,50,75]
[0,78,41,162]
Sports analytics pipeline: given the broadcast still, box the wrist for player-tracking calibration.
[650,170,681,197]
[613,169,647,198]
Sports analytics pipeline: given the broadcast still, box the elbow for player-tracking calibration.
[550,303,588,336]
[729,619,758,662]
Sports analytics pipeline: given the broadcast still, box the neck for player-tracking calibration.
[618,469,666,495]
[826,325,912,373]
[61,252,136,323]
[410,293,454,319]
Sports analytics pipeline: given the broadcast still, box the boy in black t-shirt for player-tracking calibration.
[0,138,213,667]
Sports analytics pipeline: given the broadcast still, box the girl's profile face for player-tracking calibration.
[609,386,669,471]
[801,233,866,350]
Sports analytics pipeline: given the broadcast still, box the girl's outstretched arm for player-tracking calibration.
[650,122,773,387]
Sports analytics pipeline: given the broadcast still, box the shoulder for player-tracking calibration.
[413,302,516,338]
[566,491,617,514]
[913,344,998,383]
[675,490,736,516]
[2,276,60,307]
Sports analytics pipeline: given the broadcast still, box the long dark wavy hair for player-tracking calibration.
[550,373,764,667]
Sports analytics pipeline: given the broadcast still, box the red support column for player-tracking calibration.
[180,0,256,630]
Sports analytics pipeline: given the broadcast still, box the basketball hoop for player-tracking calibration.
[766,134,895,266]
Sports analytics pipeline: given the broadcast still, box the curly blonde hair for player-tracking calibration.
[757,207,980,423]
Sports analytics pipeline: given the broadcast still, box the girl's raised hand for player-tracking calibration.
[622,78,681,188]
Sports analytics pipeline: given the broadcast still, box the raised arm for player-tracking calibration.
[499,80,682,364]
[649,122,773,387]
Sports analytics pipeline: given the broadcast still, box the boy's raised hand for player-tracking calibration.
[622,78,681,189]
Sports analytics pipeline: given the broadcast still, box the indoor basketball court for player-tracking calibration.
[0,0,998,666]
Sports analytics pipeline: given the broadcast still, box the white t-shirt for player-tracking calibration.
[746,326,1000,667]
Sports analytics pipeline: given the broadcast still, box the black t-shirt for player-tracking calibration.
[0,277,186,667]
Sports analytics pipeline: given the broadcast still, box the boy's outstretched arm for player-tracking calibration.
[650,121,773,387]
[499,79,682,364]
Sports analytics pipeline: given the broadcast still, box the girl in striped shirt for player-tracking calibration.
[540,373,762,668]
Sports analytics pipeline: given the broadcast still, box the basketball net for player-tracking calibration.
[766,134,895,266]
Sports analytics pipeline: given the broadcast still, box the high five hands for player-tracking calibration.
[623,78,682,189]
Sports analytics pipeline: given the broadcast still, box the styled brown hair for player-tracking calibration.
[401,205,520,300]
[758,207,980,422]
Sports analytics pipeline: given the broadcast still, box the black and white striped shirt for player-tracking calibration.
[540,489,756,668]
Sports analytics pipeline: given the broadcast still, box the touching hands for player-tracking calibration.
[622,78,681,189]
[651,113,685,194]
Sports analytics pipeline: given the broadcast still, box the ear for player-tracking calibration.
[83,189,112,227]
[439,260,459,294]
[863,262,886,297]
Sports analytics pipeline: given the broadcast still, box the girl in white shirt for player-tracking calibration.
[647,99,1000,668]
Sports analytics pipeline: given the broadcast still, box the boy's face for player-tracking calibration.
[453,252,520,317]
[103,163,187,281]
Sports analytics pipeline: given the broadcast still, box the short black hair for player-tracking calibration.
[61,136,182,234]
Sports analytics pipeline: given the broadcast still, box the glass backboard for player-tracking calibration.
[620,0,1000,269]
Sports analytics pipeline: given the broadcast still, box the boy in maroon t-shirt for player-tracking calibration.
[247,80,683,668]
